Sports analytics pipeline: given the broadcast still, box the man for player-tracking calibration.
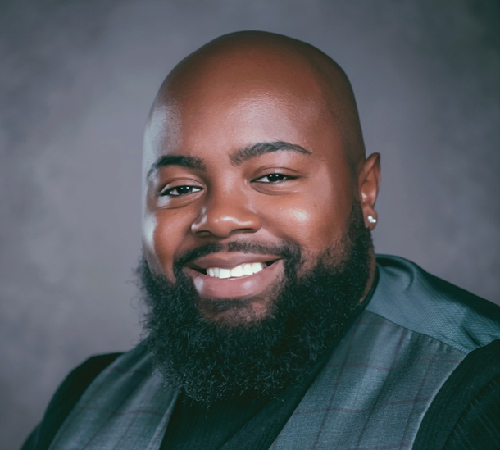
[23,31,499,449]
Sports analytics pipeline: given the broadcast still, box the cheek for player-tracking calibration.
[142,213,157,257]
[142,210,189,279]
[264,169,354,259]
[267,196,343,253]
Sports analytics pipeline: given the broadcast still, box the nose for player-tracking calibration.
[191,187,261,238]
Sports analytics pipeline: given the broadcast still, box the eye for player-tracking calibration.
[159,184,202,197]
[253,173,297,183]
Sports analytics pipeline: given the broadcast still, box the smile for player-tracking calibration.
[205,262,268,279]
[185,253,282,299]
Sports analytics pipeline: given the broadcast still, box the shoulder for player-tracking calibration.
[48,353,124,410]
[413,339,500,449]
[22,352,123,450]
[367,255,500,353]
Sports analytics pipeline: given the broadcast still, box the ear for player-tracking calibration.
[358,152,381,230]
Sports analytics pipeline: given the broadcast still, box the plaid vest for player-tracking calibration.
[48,256,500,449]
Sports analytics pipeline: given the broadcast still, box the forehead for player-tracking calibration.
[143,49,344,170]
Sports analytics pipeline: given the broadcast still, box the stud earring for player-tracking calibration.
[367,215,377,224]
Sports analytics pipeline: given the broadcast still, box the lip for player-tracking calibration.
[185,255,284,299]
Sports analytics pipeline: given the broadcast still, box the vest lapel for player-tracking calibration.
[270,312,464,449]
[50,343,179,450]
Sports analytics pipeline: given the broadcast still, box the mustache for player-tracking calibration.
[176,241,300,267]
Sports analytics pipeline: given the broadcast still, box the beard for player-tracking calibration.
[137,203,373,404]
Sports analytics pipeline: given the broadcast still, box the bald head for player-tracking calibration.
[148,31,366,176]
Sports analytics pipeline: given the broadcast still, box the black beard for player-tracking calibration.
[137,204,373,404]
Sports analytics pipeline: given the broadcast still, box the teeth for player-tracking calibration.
[206,268,219,278]
[251,262,263,274]
[242,264,254,276]
[219,269,231,279]
[231,265,244,277]
[206,262,266,279]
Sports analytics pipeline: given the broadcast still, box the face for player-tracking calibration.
[143,65,362,324]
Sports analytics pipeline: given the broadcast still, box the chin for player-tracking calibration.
[197,296,274,325]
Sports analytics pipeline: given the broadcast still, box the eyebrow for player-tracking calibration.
[148,155,205,178]
[148,141,312,177]
[230,141,312,165]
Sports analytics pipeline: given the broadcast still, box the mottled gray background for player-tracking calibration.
[1,0,498,448]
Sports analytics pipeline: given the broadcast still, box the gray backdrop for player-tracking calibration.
[1,0,499,448]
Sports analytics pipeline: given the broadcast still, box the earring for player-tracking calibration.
[367,215,377,224]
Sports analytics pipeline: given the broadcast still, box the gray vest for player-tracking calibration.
[49,256,500,449]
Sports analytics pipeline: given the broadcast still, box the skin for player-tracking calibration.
[142,31,381,323]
